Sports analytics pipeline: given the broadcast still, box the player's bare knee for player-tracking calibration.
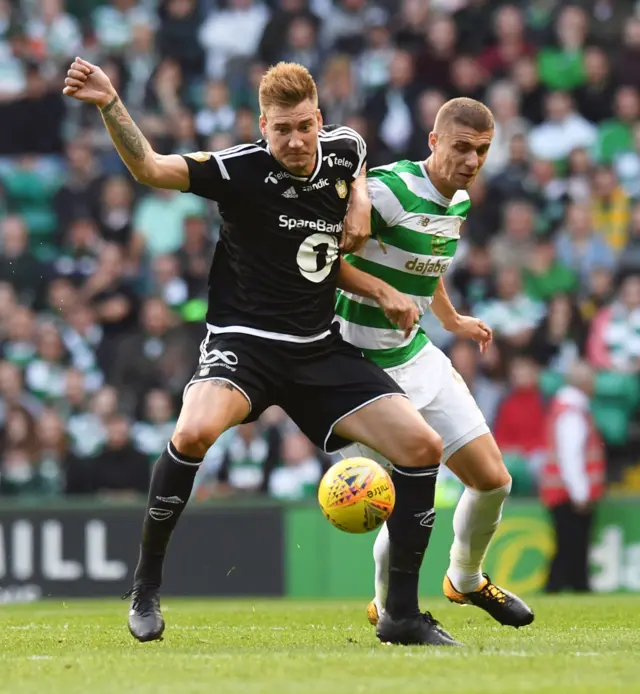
[474,457,512,492]
[173,379,249,458]
[421,429,443,466]
[501,472,513,493]
[172,419,222,459]
[400,428,442,468]
[489,466,512,493]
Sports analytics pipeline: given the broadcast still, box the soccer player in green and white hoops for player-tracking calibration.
[337,98,534,637]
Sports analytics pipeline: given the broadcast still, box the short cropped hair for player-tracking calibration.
[434,97,494,133]
[259,62,318,113]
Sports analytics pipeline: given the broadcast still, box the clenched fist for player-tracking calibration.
[63,57,116,108]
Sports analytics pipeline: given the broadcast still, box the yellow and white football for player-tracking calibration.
[318,457,395,534]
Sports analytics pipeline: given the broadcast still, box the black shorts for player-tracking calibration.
[185,326,405,452]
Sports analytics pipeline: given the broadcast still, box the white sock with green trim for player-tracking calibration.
[447,481,512,593]
[373,522,389,613]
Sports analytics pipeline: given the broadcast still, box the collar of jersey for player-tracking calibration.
[419,159,452,208]
[265,138,323,183]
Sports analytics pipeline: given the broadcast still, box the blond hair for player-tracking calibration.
[259,62,318,113]
[434,97,495,133]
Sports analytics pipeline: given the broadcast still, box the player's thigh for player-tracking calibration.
[426,356,509,490]
[446,433,511,491]
[334,394,442,468]
[282,336,441,465]
[387,343,444,415]
[421,355,511,491]
[175,380,250,442]
[340,441,394,472]
[336,344,443,471]
[174,331,273,454]
[418,357,488,453]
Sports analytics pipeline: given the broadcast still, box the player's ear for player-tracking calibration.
[429,131,437,152]
[259,113,267,139]
[316,109,323,131]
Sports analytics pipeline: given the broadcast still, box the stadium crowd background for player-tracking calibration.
[1,0,640,502]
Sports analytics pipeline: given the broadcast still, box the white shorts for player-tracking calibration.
[342,341,489,466]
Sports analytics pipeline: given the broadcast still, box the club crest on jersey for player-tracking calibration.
[335,180,348,198]
[431,234,449,255]
[184,151,212,163]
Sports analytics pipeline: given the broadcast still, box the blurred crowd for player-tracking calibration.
[2,0,640,501]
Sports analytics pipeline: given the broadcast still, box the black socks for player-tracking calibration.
[133,442,202,587]
[385,462,439,618]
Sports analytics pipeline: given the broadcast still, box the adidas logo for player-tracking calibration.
[282,186,298,199]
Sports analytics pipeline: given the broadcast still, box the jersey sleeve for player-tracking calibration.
[321,124,367,180]
[182,150,231,201]
[367,169,404,236]
[350,131,367,179]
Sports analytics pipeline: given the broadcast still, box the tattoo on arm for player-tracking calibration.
[100,95,118,114]
[100,97,149,162]
[210,379,240,393]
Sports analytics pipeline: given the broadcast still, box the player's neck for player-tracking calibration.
[424,157,456,200]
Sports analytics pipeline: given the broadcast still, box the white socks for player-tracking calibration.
[373,522,390,613]
[372,481,513,607]
[447,481,512,593]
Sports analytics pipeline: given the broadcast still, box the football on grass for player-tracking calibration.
[318,457,395,533]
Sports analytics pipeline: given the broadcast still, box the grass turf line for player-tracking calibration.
[1,595,639,694]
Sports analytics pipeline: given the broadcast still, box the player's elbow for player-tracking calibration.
[131,171,151,186]
[134,154,188,191]
[131,161,160,187]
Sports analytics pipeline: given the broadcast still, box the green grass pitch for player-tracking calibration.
[1,595,639,694]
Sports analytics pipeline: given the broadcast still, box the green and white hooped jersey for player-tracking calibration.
[335,160,470,369]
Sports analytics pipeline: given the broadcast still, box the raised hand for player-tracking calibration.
[63,57,116,108]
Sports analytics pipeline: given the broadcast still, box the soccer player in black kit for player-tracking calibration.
[63,58,458,647]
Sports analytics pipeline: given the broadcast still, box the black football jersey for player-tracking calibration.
[182,125,366,339]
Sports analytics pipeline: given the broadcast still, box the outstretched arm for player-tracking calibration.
[338,259,420,337]
[63,57,189,190]
[431,277,493,352]
[97,95,189,189]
